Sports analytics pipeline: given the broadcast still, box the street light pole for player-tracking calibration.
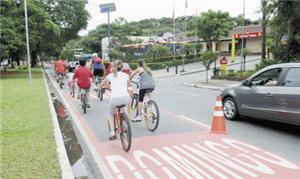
[172,3,178,74]
[194,10,197,63]
[240,0,245,71]
[24,0,32,84]
[181,0,188,72]
[108,11,111,50]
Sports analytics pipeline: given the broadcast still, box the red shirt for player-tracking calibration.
[73,66,93,89]
[54,60,65,73]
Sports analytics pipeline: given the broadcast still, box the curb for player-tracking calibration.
[45,70,113,179]
[183,82,223,91]
[42,70,74,179]
[179,58,260,76]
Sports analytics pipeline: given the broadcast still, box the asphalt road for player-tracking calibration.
[45,59,300,178]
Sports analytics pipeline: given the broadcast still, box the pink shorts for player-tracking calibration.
[68,81,74,88]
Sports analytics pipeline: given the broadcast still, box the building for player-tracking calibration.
[121,25,266,55]
[219,25,264,53]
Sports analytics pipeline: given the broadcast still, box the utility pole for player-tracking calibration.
[181,0,188,72]
[262,0,267,60]
[194,10,198,63]
[173,3,177,74]
[108,11,111,50]
[24,0,32,84]
[240,0,245,71]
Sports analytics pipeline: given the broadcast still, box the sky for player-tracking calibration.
[79,0,262,36]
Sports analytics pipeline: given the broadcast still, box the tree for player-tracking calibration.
[265,0,300,62]
[0,0,60,66]
[0,1,25,65]
[189,10,233,51]
[199,51,219,83]
[147,45,170,62]
[113,17,128,25]
[180,43,194,57]
[42,0,90,44]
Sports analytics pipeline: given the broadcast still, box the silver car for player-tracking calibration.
[221,63,300,126]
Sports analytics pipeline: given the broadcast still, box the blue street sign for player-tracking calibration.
[100,3,116,13]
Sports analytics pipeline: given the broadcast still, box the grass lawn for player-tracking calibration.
[0,69,60,178]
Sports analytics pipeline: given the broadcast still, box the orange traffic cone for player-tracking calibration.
[210,96,227,134]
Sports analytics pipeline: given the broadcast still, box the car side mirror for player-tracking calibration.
[242,80,251,86]
[283,80,291,86]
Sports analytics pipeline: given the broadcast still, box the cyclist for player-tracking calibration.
[100,60,130,140]
[66,67,75,91]
[104,60,112,76]
[90,53,104,89]
[130,59,155,122]
[54,57,66,82]
[73,59,94,108]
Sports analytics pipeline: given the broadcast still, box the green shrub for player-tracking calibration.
[227,70,236,76]
[255,59,279,71]
[18,65,28,70]
[244,69,256,77]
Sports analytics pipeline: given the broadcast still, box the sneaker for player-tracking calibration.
[131,115,142,122]
[109,135,116,140]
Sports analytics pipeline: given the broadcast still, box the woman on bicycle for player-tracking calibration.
[130,59,155,122]
[100,60,131,140]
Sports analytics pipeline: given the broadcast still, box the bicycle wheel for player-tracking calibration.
[100,88,104,101]
[108,115,117,137]
[82,95,87,114]
[120,113,132,152]
[59,80,63,89]
[131,94,138,117]
[145,100,159,132]
[72,86,75,98]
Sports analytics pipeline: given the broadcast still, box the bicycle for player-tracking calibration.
[58,73,64,89]
[69,80,75,98]
[80,89,88,114]
[108,104,132,152]
[130,81,160,132]
[95,76,105,101]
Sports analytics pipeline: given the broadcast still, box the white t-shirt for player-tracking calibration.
[106,72,129,98]
[67,72,74,82]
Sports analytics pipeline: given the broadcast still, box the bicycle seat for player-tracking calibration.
[116,104,126,109]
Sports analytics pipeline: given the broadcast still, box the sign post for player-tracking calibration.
[220,56,228,76]
[100,3,116,53]
[231,35,235,63]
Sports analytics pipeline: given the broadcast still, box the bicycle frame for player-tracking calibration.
[141,92,152,117]
[114,108,124,133]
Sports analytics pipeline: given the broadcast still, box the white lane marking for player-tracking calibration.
[179,115,210,129]
[176,91,199,97]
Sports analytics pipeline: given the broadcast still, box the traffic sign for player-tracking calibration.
[100,3,116,13]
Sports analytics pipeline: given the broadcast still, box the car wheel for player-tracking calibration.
[223,97,239,120]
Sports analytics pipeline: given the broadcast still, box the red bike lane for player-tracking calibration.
[47,70,300,179]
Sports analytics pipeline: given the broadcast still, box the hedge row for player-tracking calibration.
[129,58,199,70]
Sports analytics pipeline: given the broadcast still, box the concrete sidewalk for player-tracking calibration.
[184,79,240,91]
